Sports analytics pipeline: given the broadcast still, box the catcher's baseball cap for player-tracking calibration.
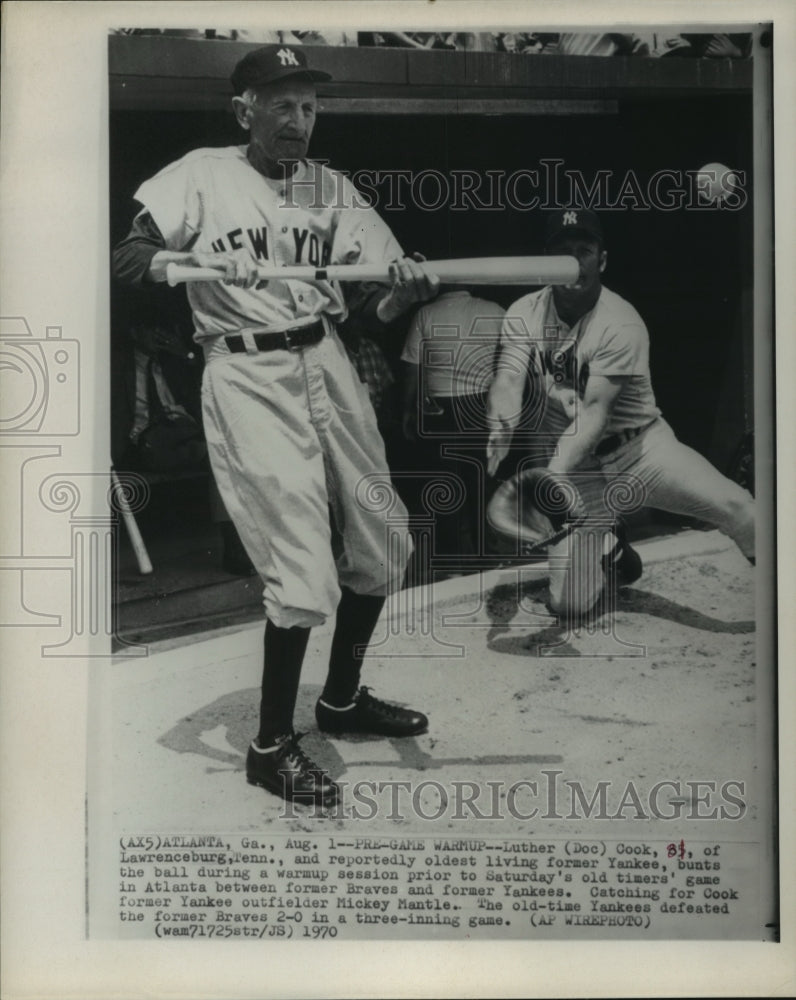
[544,207,604,248]
[231,44,332,95]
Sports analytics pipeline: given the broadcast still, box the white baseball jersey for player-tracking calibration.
[499,285,661,437]
[134,148,403,340]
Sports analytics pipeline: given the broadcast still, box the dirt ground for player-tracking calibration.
[106,529,760,842]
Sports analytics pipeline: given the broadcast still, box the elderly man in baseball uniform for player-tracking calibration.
[486,207,755,620]
[113,45,439,808]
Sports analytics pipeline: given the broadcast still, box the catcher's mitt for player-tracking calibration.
[487,467,587,552]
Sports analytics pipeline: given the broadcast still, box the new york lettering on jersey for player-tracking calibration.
[534,342,590,396]
[208,224,332,267]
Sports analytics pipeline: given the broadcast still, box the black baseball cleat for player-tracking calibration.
[602,522,643,588]
[246,733,339,807]
[316,686,428,738]
[616,540,643,587]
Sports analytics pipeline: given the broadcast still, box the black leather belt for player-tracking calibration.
[594,422,652,457]
[224,320,325,354]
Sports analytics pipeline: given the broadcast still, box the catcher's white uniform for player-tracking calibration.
[496,284,755,616]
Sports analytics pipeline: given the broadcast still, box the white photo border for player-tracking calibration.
[1,1,794,997]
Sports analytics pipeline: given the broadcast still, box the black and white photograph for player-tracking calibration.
[2,2,795,998]
[102,13,775,939]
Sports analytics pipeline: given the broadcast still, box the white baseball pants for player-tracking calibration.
[201,327,412,628]
[549,417,755,616]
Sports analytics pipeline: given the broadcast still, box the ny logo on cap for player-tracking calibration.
[563,211,579,225]
[277,47,300,66]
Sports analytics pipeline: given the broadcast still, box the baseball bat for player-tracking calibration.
[111,469,153,576]
[166,256,578,288]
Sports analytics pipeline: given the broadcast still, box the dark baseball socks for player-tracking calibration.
[255,620,309,747]
[249,621,340,807]
[254,589,397,743]
[253,589,428,769]
[319,587,386,709]
[317,588,428,737]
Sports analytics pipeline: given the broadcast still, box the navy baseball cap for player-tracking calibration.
[231,44,332,95]
[544,208,604,248]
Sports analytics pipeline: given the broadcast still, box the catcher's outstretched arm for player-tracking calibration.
[547,374,625,474]
[485,360,529,476]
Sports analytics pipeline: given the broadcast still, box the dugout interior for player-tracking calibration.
[109,34,762,644]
